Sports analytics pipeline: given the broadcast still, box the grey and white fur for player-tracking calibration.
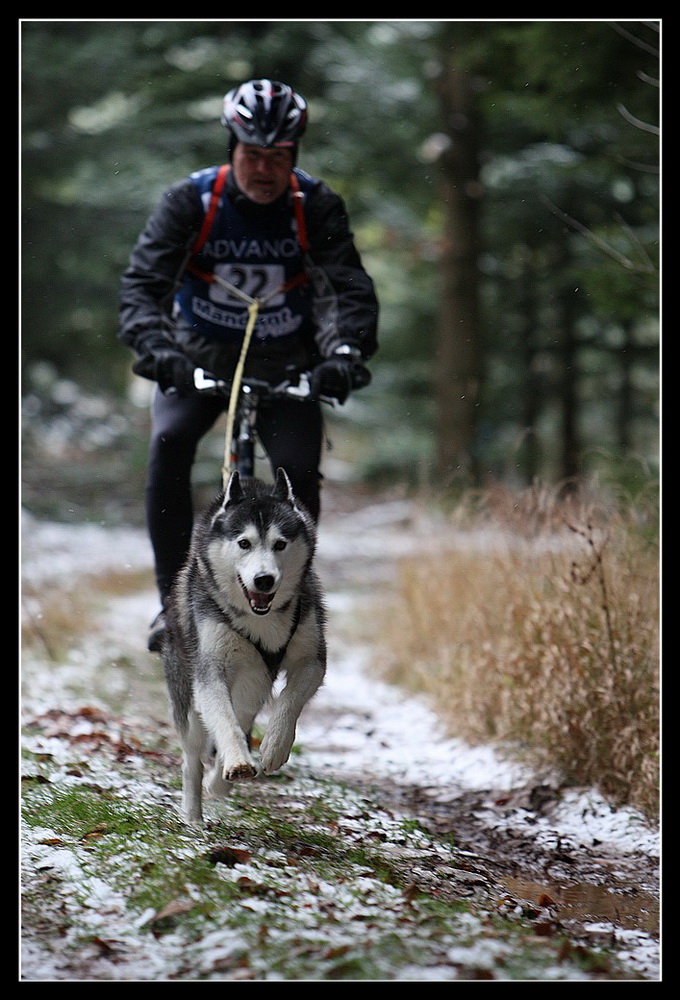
[161,468,326,823]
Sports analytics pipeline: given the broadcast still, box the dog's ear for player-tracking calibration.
[223,470,244,507]
[272,467,295,506]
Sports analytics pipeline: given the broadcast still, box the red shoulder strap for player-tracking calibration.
[288,171,309,253]
[186,165,310,290]
[190,164,229,256]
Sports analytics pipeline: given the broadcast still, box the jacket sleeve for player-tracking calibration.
[118,179,202,364]
[304,182,379,361]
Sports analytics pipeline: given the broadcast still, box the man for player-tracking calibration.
[119,79,378,650]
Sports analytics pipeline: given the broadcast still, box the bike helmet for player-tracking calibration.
[221,79,308,152]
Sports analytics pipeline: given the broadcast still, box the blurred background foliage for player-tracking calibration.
[21,20,659,518]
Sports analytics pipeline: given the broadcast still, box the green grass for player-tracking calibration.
[21,738,641,981]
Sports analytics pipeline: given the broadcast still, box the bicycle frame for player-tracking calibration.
[232,382,259,479]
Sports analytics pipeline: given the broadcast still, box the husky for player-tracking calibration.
[161,468,326,823]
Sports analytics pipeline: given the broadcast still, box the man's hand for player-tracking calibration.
[133,350,196,396]
[311,357,371,404]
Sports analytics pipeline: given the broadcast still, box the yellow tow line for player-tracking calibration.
[203,268,306,491]
[222,298,260,489]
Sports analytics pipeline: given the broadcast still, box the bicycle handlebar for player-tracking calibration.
[193,368,333,405]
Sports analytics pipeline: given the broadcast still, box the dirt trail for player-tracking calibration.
[313,502,660,936]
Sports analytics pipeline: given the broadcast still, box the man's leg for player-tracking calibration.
[256,399,324,523]
[146,387,225,604]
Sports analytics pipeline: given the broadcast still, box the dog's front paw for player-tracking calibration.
[222,761,258,782]
[259,731,294,775]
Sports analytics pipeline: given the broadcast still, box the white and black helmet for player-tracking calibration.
[221,79,308,150]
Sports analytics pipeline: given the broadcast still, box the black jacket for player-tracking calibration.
[119,168,378,384]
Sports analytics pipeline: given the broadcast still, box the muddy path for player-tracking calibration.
[312,500,660,939]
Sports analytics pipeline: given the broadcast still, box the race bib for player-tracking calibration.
[209,263,286,307]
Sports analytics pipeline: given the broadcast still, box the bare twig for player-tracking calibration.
[607,20,659,58]
[616,102,659,136]
[540,195,657,274]
[567,521,618,674]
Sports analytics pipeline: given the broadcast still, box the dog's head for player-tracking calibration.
[204,469,315,616]
[224,467,295,507]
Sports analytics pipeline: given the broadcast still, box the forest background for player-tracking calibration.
[20,19,659,512]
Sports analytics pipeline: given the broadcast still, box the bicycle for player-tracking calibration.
[192,367,333,486]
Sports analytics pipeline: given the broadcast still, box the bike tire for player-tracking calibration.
[235,435,255,479]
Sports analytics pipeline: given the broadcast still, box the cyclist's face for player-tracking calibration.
[232,144,294,204]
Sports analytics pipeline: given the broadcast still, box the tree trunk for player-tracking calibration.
[554,233,581,484]
[517,265,542,483]
[617,320,634,455]
[434,64,484,486]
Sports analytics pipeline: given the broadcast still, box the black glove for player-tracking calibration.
[311,358,371,404]
[133,350,196,396]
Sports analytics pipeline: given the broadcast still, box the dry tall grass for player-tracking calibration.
[377,484,660,819]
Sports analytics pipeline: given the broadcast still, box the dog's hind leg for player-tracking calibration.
[180,709,207,823]
[206,767,233,798]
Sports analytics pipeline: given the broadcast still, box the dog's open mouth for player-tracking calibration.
[239,577,275,616]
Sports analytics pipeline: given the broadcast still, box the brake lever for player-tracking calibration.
[193,368,227,392]
[283,371,313,398]
[283,373,335,406]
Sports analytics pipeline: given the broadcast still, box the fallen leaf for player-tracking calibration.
[77,706,109,722]
[80,823,108,841]
[403,882,419,905]
[208,846,252,867]
[533,919,559,937]
[151,899,194,923]
[323,945,350,960]
[91,936,124,956]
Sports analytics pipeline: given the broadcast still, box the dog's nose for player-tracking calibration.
[253,573,275,593]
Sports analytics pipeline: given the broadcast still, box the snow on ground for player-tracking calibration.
[21,510,153,586]
[21,506,659,865]
[301,604,660,864]
[20,507,660,980]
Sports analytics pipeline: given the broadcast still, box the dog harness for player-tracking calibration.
[205,585,304,679]
[251,597,303,678]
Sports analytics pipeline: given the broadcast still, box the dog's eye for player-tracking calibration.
[238,538,251,550]
[273,539,287,552]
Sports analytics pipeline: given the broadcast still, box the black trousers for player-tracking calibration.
[145,387,323,603]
